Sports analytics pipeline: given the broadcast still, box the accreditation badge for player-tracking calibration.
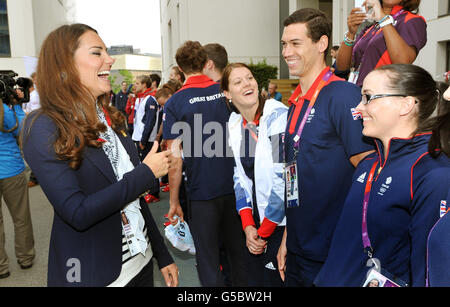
[285,161,299,208]
[362,267,408,287]
[348,70,360,85]
[120,211,140,257]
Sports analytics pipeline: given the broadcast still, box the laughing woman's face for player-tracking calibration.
[73,30,115,99]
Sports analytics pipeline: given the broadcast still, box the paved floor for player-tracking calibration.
[0,184,201,287]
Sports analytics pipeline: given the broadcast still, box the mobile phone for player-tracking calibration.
[354,0,365,8]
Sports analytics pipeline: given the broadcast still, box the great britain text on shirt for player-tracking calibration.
[189,93,224,104]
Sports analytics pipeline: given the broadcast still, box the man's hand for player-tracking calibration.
[167,201,184,225]
[277,228,288,282]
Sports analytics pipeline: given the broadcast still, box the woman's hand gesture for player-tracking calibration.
[143,141,171,178]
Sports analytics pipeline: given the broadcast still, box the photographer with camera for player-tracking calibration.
[0,73,36,280]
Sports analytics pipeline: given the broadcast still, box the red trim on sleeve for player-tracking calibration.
[239,208,255,231]
[257,218,278,239]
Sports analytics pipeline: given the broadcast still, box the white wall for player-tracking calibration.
[160,0,280,82]
[32,0,75,55]
[415,2,450,79]
[0,0,71,77]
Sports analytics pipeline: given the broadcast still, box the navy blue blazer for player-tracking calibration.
[22,113,173,287]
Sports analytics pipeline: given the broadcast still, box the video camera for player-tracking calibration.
[0,71,31,106]
[0,71,31,133]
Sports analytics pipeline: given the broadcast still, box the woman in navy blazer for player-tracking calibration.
[21,24,178,287]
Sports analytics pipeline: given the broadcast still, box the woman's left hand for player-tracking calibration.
[160,263,179,287]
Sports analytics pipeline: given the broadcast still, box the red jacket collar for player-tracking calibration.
[288,67,342,105]
[242,112,261,126]
[181,75,217,90]
[391,5,404,16]
[136,88,153,98]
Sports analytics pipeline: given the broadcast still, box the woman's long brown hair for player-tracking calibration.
[24,24,125,169]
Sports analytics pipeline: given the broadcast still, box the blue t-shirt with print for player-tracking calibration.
[163,75,234,201]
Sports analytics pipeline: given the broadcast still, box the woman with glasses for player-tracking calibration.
[314,64,450,287]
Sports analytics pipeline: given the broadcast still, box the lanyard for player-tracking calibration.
[242,113,260,143]
[362,161,380,258]
[288,70,333,150]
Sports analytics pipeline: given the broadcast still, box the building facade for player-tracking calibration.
[0,0,75,77]
[110,53,162,87]
[159,0,282,81]
[160,0,450,81]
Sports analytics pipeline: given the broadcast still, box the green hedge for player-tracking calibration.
[247,59,278,91]
[109,69,135,93]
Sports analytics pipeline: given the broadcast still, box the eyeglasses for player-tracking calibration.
[361,94,406,105]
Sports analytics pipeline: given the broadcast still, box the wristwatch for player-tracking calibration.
[378,15,394,28]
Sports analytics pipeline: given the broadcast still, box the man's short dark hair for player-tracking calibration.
[149,73,161,88]
[203,43,228,73]
[283,8,332,57]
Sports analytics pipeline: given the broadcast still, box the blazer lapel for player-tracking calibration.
[84,146,117,184]
[116,129,140,167]
[84,129,140,184]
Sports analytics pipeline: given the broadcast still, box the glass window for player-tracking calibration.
[0,0,11,57]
